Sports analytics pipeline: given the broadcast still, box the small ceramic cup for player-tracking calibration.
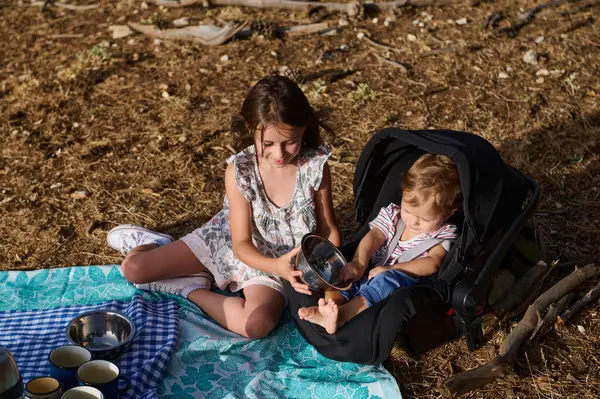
[61,386,104,399]
[49,345,93,391]
[25,376,63,399]
[76,360,129,398]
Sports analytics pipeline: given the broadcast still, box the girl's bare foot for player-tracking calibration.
[318,298,339,334]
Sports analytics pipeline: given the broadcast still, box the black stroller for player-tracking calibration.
[284,128,541,364]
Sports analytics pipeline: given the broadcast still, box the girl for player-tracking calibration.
[298,154,461,334]
[107,76,342,339]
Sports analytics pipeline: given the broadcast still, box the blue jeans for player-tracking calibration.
[340,269,418,307]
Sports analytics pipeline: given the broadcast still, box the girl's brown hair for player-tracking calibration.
[231,75,332,151]
[401,154,462,215]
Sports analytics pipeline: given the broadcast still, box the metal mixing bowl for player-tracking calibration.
[65,311,135,360]
[294,233,352,292]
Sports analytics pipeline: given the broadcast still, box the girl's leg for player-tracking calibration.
[324,288,347,305]
[122,240,209,284]
[188,284,285,339]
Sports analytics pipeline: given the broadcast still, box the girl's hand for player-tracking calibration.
[338,261,364,283]
[368,265,391,280]
[277,247,312,296]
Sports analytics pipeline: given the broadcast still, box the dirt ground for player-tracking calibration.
[1,0,599,397]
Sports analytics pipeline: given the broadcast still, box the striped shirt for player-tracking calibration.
[368,203,458,266]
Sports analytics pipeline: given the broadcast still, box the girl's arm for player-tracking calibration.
[225,163,310,293]
[314,163,342,247]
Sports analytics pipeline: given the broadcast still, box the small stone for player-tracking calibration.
[536,69,550,76]
[339,44,349,51]
[357,32,365,40]
[550,69,565,77]
[221,98,230,104]
[338,19,349,27]
[172,17,190,27]
[455,18,468,25]
[185,83,191,91]
[127,39,135,45]
[556,203,563,209]
[178,135,187,143]
[446,19,454,24]
[418,22,425,28]
[506,66,513,72]
[372,17,378,24]
[71,190,91,199]
[72,122,80,128]
[577,325,585,334]
[132,53,139,61]
[536,77,545,84]
[412,19,420,25]
[154,39,162,45]
[29,193,38,202]
[140,1,148,9]
[560,33,568,39]
[161,91,170,99]
[535,35,545,44]
[158,83,169,91]
[498,72,509,79]
[270,51,277,57]
[407,34,417,41]
[50,183,62,189]
[522,49,538,65]
[405,111,413,116]
[220,54,230,63]
[108,25,134,39]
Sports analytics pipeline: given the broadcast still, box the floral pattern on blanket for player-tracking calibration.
[0,266,401,398]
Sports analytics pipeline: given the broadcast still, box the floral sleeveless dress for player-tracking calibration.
[180,144,331,294]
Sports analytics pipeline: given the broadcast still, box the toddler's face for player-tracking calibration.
[254,123,304,168]
[400,197,448,235]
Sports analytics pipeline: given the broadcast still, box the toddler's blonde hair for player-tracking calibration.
[401,154,462,215]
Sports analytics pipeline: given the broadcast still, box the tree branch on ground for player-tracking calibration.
[557,278,600,324]
[145,0,456,17]
[443,263,599,397]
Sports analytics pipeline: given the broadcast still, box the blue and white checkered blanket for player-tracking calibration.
[0,266,402,398]
[0,294,179,399]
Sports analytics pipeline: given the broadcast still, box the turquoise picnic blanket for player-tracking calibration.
[0,266,401,398]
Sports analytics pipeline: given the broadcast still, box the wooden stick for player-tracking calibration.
[31,1,99,10]
[494,0,584,37]
[277,22,331,37]
[443,264,599,397]
[549,16,594,35]
[372,53,408,73]
[558,279,600,324]
[490,261,550,313]
[528,292,574,342]
[146,0,456,16]
[48,33,85,38]
[363,36,404,54]
[128,21,249,46]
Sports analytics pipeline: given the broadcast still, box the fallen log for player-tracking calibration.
[443,263,599,397]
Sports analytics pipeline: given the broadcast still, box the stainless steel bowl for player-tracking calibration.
[294,234,352,293]
[65,311,135,361]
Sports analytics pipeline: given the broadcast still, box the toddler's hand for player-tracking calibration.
[368,265,390,280]
[277,247,312,296]
[338,261,363,283]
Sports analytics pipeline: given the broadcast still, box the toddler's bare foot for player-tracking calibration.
[318,297,339,334]
[298,305,323,325]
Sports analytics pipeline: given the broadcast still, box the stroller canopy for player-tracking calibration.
[353,128,529,244]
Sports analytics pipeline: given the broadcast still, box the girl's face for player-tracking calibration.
[254,123,304,168]
[400,196,449,235]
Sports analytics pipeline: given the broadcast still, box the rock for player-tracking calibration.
[338,19,349,27]
[356,32,365,39]
[153,39,162,45]
[506,66,513,72]
[522,49,538,65]
[178,135,187,143]
[498,72,509,79]
[108,25,134,39]
[536,69,550,76]
[577,325,585,334]
[172,17,190,27]
[536,77,545,84]
[71,190,91,199]
[50,183,63,189]
[140,1,149,9]
[407,33,417,41]
[158,83,169,91]
[161,91,170,99]
[220,54,230,63]
[371,18,378,24]
[418,22,425,28]
[384,17,394,27]
[412,19,420,25]
[455,18,468,25]
[535,35,545,44]
[550,69,565,77]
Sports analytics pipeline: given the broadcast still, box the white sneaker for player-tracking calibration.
[135,272,213,298]
[107,224,174,255]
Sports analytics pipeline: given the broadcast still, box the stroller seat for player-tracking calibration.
[284,128,540,364]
